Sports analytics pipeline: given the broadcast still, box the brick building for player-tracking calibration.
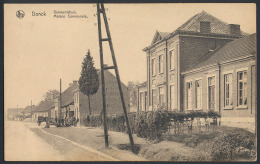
[137,11,256,131]
[73,70,130,125]
[182,33,256,129]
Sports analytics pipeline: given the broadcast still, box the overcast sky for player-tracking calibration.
[4,3,256,110]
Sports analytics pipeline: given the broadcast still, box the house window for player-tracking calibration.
[169,50,174,70]
[224,74,232,107]
[195,80,202,109]
[159,54,164,74]
[187,82,192,109]
[151,58,156,76]
[170,85,175,110]
[238,71,247,106]
[159,87,164,107]
[140,92,143,111]
[208,77,215,111]
[152,89,157,109]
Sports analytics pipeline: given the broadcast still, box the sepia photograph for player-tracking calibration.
[4,3,257,161]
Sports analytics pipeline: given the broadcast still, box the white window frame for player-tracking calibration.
[159,54,164,74]
[152,89,156,109]
[159,86,164,107]
[224,73,233,109]
[207,74,216,111]
[170,85,175,110]
[151,58,156,76]
[186,81,193,110]
[237,70,248,108]
[195,79,202,110]
[169,49,175,71]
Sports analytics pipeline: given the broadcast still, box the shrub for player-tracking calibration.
[211,130,256,161]
[135,110,170,141]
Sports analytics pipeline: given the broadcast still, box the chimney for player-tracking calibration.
[229,24,240,35]
[73,80,78,84]
[200,21,211,33]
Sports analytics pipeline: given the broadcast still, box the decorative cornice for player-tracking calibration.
[143,30,242,52]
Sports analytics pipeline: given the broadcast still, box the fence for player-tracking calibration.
[83,110,221,141]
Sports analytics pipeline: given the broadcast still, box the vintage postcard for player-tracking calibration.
[4,3,257,161]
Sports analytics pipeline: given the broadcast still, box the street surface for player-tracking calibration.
[4,121,147,161]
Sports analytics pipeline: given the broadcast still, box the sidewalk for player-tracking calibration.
[28,122,148,161]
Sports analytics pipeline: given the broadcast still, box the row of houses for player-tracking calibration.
[136,11,256,130]
[8,70,130,126]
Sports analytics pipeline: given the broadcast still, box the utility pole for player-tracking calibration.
[59,78,62,119]
[96,3,135,153]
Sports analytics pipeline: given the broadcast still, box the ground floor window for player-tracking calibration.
[224,73,233,107]
[195,80,202,109]
[238,71,247,106]
[208,76,215,111]
[186,82,192,109]
[159,87,164,107]
[152,89,157,109]
[170,85,176,110]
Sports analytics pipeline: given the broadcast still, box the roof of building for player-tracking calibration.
[177,11,247,35]
[21,105,36,114]
[34,101,54,112]
[60,81,79,107]
[148,11,248,47]
[185,33,256,72]
[7,108,24,115]
[137,81,147,88]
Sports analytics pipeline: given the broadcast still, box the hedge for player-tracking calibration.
[83,109,221,141]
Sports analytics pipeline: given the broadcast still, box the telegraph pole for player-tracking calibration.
[97,3,109,148]
[97,3,135,153]
[59,78,62,119]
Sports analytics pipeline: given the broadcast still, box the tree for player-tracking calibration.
[79,50,99,115]
[44,89,60,102]
[127,81,138,107]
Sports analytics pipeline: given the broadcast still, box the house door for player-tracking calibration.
[208,77,215,111]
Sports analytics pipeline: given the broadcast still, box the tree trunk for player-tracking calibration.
[88,95,92,115]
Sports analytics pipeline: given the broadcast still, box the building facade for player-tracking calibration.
[182,34,256,130]
[140,11,247,112]
[137,11,256,131]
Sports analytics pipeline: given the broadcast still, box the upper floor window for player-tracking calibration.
[169,50,174,70]
[238,71,247,106]
[159,54,164,74]
[224,74,232,107]
[151,58,156,76]
[195,80,202,109]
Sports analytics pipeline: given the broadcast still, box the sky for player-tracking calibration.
[4,3,256,110]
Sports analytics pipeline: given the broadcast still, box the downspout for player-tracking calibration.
[165,40,168,110]
[148,53,150,110]
[218,62,221,126]
[137,86,140,114]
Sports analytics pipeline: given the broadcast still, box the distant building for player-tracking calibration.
[73,70,130,125]
[21,105,36,118]
[31,101,54,122]
[7,108,24,121]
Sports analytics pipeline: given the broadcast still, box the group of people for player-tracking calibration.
[44,116,79,128]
